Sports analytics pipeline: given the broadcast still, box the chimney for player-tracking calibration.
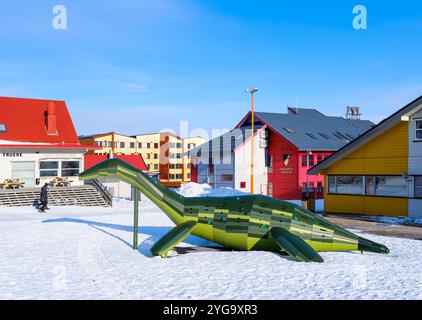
[45,102,58,135]
[287,106,299,115]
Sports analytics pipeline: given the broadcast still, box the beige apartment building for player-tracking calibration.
[79,132,205,187]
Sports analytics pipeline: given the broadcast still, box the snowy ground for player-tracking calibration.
[0,185,421,300]
[0,200,421,300]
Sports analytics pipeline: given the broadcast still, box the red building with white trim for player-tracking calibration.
[0,97,99,188]
[189,107,374,200]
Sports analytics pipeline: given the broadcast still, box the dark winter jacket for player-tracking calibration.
[40,186,48,203]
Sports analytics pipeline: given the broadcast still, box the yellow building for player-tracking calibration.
[79,132,138,156]
[133,133,161,173]
[183,137,206,181]
[80,131,205,187]
[309,96,422,219]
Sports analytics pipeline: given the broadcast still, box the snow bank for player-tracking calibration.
[176,182,248,198]
[176,183,325,212]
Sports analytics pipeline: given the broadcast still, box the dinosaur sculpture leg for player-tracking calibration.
[270,227,324,263]
[151,221,197,258]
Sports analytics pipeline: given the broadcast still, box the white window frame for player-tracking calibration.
[328,175,365,195]
[415,119,422,141]
[39,161,59,177]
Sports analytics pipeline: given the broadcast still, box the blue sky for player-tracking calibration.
[0,0,421,137]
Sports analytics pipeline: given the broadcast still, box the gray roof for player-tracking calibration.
[188,127,258,158]
[189,108,375,157]
[249,110,374,151]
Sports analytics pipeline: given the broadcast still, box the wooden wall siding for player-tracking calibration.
[324,194,408,217]
[323,121,409,217]
[327,122,409,176]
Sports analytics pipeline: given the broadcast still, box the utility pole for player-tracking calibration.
[133,188,139,250]
[306,150,313,198]
[245,86,258,194]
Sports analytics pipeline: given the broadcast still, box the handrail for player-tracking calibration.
[85,178,113,206]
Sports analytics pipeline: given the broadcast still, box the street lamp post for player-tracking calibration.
[306,150,313,198]
[245,86,258,194]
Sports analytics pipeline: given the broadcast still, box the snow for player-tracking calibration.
[0,139,54,145]
[177,183,325,213]
[1,198,422,300]
[176,182,248,197]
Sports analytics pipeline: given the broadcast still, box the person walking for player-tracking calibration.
[39,183,49,212]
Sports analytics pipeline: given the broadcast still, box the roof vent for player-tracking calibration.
[346,106,361,120]
[287,106,300,115]
[45,102,58,136]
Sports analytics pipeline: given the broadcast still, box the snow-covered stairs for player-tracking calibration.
[0,185,111,207]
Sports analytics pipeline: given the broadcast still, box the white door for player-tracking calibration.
[11,162,36,187]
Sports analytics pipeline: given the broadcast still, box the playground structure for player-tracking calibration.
[79,159,390,263]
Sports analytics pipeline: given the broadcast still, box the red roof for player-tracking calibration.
[0,97,79,143]
[84,155,148,171]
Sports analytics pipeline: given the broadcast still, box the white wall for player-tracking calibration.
[234,130,268,195]
[408,108,422,219]
[0,148,85,187]
[97,177,132,199]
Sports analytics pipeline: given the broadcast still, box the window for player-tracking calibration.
[301,155,307,166]
[366,176,407,197]
[147,164,151,170]
[301,154,314,166]
[333,132,349,140]
[187,173,191,179]
[328,176,364,195]
[415,177,422,198]
[305,132,318,140]
[138,143,142,148]
[147,143,151,149]
[0,124,6,132]
[130,142,135,149]
[416,120,422,140]
[120,142,125,148]
[146,154,151,160]
[308,155,314,167]
[221,174,234,182]
[108,141,112,148]
[345,133,356,140]
[317,182,323,194]
[154,143,159,149]
[154,164,159,170]
[240,182,246,189]
[284,128,296,133]
[319,133,330,140]
[62,161,80,177]
[317,155,323,163]
[268,183,273,197]
[40,161,59,177]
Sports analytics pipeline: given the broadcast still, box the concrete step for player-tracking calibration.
[0,185,111,207]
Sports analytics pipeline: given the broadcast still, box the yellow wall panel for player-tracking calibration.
[364,197,407,216]
[324,194,364,214]
[327,159,365,174]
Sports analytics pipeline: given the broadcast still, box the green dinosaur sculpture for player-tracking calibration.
[79,159,389,263]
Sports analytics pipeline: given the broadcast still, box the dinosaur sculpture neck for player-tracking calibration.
[79,159,185,225]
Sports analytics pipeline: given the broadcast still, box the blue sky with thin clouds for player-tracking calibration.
[0,0,421,137]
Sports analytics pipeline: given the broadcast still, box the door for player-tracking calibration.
[11,162,36,187]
